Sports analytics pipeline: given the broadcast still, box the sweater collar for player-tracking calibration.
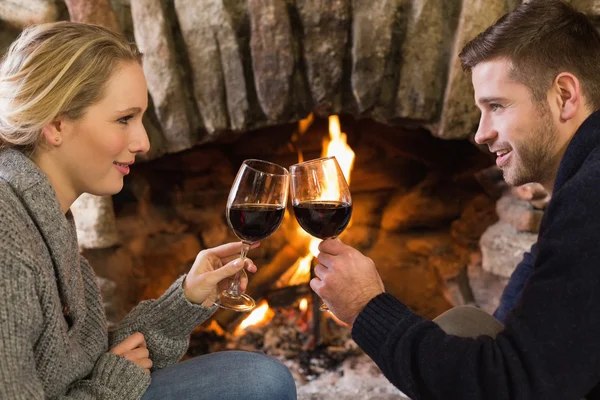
[554,109,600,193]
[0,148,81,322]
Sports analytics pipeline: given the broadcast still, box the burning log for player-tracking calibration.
[214,241,310,329]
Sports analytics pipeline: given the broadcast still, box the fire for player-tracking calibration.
[289,115,356,284]
[235,300,273,335]
[299,298,308,312]
[236,114,356,334]
[325,115,355,184]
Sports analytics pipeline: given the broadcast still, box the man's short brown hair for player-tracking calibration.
[460,0,600,110]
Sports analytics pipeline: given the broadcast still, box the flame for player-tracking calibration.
[325,115,355,185]
[235,300,273,335]
[288,115,356,285]
[299,298,308,312]
[287,253,313,286]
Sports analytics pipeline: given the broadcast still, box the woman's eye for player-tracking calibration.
[118,115,133,124]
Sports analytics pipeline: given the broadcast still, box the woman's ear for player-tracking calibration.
[553,72,582,121]
[40,118,65,146]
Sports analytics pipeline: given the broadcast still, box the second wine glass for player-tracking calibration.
[290,156,353,311]
[215,159,290,312]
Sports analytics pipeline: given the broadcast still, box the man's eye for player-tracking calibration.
[490,104,502,112]
[118,115,133,124]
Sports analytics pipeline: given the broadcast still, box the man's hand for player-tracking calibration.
[183,242,259,305]
[311,238,384,325]
[110,332,152,374]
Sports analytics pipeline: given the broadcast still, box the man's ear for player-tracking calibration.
[552,72,582,121]
[40,117,66,147]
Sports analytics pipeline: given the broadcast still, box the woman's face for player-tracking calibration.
[55,62,150,197]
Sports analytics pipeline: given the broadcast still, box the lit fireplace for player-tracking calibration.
[235,114,355,336]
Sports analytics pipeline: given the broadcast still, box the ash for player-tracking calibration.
[187,305,408,400]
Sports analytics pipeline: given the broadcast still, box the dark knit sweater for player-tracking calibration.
[0,149,216,399]
[352,109,600,400]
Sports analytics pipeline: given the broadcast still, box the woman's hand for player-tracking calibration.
[183,242,259,306]
[110,332,152,374]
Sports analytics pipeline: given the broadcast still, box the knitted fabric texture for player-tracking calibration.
[0,148,216,399]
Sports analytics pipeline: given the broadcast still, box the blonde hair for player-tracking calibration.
[0,21,143,151]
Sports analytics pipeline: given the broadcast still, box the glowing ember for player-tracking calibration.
[235,300,273,335]
[299,298,308,312]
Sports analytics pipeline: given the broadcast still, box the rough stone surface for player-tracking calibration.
[12,0,600,143]
[395,0,460,120]
[65,0,120,31]
[0,22,20,57]
[436,0,514,139]
[496,194,544,233]
[0,0,59,29]
[366,233,452,319]
[248,0,295,121]
[381,174,465,232]
[468,259,509,315]
[479,221,537,279]
[351,0,402,113]
[296,0,350,113]
[130,0,196,152]
[174,0,247,133]
[71,194,120,249]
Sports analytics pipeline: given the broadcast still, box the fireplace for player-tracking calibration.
[0,0,560,395]
[85,111,494,336]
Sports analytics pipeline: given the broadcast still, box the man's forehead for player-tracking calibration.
[472,59,520,101]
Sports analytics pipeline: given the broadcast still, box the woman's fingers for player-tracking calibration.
[109,332,146,356]
[207,241,261,259]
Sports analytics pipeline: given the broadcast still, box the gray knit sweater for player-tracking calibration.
[0,148,216,399]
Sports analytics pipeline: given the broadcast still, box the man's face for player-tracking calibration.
[472,59,561,187]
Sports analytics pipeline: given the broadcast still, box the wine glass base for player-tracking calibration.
[319,303,331,312]
[214,293,256,312]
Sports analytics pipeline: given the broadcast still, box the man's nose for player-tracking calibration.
[474,115,497,145]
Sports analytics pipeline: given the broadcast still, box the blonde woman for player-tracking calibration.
[0,22,296,400]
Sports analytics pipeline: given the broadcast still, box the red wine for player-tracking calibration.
[228,204,285,243]
[293,201,352,239]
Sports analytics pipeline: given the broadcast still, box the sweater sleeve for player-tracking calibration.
[110,275,216,370]
[351,165,600,400]
[0,260,150,400]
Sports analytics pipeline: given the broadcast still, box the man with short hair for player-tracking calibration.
[313,1,600,398]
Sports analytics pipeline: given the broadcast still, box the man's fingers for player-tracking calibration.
[110,332,145,355]
[310,277,324,295]
[316,252,336,269]
[318,238,345,255]
[313,263,328,280]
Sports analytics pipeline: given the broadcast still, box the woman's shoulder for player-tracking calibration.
[0,179,27,223]
[0,179,37,256]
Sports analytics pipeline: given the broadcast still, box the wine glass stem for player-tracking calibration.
[225,242,251,298]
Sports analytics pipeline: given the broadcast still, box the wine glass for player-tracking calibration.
[290,156,353,311]
[215,159,290,312]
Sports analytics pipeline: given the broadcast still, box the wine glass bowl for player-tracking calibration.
[290,156,353,311]
[215,159,290,312]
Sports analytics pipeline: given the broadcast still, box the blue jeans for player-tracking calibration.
[141,351,297,400]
